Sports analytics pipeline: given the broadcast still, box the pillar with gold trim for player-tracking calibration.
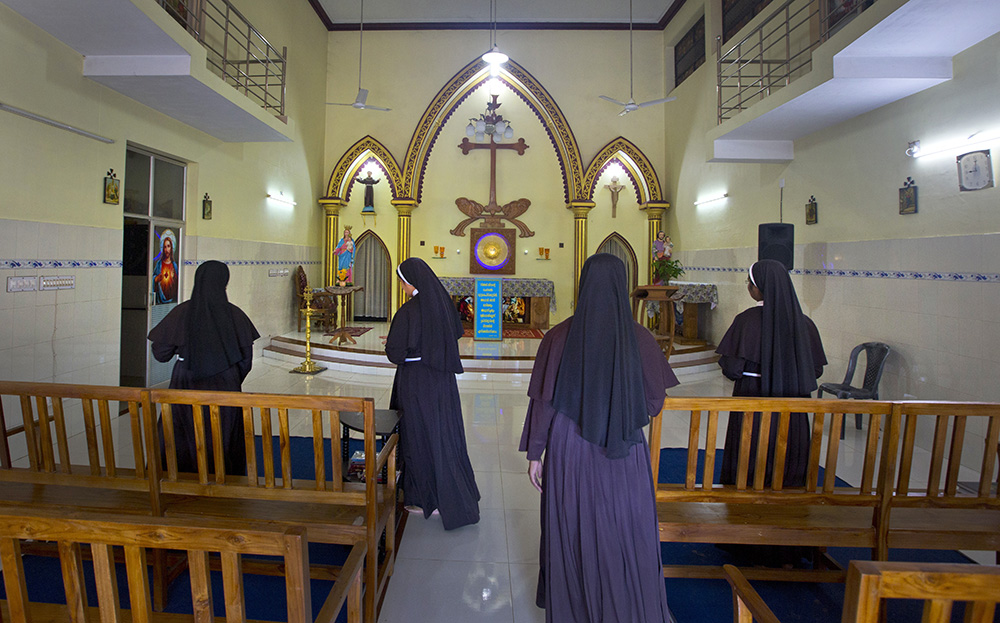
[642,202,670,283]
[319,198,346,287]
[566,201,595,308]
[392,198,418,313]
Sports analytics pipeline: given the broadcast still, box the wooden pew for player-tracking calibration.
[0,504,365,623]
[0,382,397,623]
[147,388,397,623]
[880,401,1000,563]
[724,561,1000,623]
[650,396,895,581]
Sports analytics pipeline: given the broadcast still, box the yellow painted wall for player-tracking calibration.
[324,29,670,322]
[0,0,328,246]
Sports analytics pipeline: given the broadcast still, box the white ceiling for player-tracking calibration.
[311,0,683,29]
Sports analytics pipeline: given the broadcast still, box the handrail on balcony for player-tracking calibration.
[158,0,287,121]
[716,0,878,124]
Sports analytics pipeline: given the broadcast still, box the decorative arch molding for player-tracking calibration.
[400,58,586,204]
[583,137,663,205]
[324,136,403,202]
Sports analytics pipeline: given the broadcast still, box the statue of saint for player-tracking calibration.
[653,231,673,260]
[333,226,356,284]
[604,176,625,218]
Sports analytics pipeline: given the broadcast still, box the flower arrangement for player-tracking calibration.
[337,269,352,287]
[651,256,684,285]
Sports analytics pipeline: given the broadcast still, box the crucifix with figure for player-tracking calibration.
[452,93,534,239]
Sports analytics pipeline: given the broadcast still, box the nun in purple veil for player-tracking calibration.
[716,259,827,487]
[385,257,480,530]
[520,253,678,623]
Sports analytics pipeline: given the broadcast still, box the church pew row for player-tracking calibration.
[0,504,365,623]
[650,396,1000,581]
[724,561,1000,623]
[0,381,397,623]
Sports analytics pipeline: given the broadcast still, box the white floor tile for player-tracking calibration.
[504,509,541,565]
[397,508,509,563]
[378,558,514,623]
[509,563,546,623]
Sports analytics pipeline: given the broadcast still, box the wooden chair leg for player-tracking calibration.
[152,548,167,612]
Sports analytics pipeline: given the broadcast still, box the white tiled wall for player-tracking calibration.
[677,232,1000,469]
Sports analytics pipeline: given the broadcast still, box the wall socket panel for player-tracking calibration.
[40,275,75,290]
[7,276,37,292]
[268,268,290,277]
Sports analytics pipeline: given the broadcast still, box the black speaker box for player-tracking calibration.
[758,223,794,271]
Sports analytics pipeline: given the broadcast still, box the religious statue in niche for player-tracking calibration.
[333,225,355,285]
[453,93,534,244]
[605,176,625,218]
[356,170,380,226]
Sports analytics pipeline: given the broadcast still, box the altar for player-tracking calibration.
[440,277,555,330]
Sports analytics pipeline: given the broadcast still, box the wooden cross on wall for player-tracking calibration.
[451,93,534,238]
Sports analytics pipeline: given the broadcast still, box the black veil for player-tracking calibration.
[751,259,818,396]
[397,257,464,374]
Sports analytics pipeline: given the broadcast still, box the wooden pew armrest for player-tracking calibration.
[315,542,367,623]
[723,564,783,623]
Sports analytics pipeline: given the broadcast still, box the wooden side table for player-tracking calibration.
[339,409,401,483]
[324,285,364,344]
[630,284,681,357]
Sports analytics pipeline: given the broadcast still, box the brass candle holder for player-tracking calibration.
[291,290,327,375]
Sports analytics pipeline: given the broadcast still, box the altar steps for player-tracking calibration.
[262,331,720,377]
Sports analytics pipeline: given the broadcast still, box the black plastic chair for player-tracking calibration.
[818,342,890,438]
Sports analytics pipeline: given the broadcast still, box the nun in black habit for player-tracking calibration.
[385,257,480,530]
[147,260,259,476]
[716,259,827,488]
[520,254,679,623]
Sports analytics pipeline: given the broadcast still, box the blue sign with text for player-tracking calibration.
[474,278,502,341]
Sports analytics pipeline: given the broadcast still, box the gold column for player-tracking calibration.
[567,201,595,309]
[642,202,670,283]
[391,199,418,313]
[319,198,346,287]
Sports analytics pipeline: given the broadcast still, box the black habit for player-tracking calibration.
[147,260,259,476]
[716,259,826,487]
[386,257,480,530]
[520,254,679,623]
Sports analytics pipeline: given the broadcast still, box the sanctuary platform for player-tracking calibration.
[262,321,720,377]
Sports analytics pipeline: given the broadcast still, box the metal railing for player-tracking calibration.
[158,0,287,121]
[717,0,878,123]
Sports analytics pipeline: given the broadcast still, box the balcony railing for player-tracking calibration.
[717,0,877,124]
[159,0,287,121]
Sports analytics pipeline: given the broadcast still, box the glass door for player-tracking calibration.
[119,146,186,388]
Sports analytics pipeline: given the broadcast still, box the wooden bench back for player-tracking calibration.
[0,381,153,501]
[724,561,1000,623]
[884,401,1000,505]
[842,561,1000,623]
[148,388,395,508]
[0,504,365,623]
[652,397,894,503]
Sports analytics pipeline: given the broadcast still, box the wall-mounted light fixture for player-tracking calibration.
[694,193,728,206]
[906,131,1000,159]
[266,193,297,206]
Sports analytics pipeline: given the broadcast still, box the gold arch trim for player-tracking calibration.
[583,137,662,204]
[325,136,403,202]
[400,58,585,204]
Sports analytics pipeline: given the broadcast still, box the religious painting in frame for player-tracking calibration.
[104,169,120,205]
[469,227,516,275]
[899,177,917,215]
[805,196,818,225]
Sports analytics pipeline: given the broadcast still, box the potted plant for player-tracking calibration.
[651,256,684,285]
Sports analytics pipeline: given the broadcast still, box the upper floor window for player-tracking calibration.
[675,17,706,87]
[723,0,775,43]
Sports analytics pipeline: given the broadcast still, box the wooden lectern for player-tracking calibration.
[631,284,681,357]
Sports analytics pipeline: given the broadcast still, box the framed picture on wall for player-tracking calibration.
[899,177,917,215]
[104,169,120,205]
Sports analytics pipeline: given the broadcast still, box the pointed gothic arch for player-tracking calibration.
[399,58,586,204]
[583,137,663,205]
[353,229,392,321]
[325,136,403,202]
[596,232,639,297]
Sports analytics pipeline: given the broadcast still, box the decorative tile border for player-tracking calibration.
[686,266,1000,283]
[0,259,320,270]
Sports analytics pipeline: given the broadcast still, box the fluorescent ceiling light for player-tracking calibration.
[910,131,1000,159]
[694,193,728,206]
[267,193,297,206]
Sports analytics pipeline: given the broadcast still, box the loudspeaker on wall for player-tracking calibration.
[758,223,794,271]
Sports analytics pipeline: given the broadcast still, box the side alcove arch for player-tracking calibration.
[324,135,403,202]
[399,58,586,205]
[596,232,639,297]
[582,137,663,205]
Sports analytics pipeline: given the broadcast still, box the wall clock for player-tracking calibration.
[956,149,994,192]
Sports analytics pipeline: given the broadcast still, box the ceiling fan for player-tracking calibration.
[599,0,676,116]
[327,0,390,112]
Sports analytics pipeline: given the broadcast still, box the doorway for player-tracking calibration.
[119,146,186,388]
[352,231,391,322]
